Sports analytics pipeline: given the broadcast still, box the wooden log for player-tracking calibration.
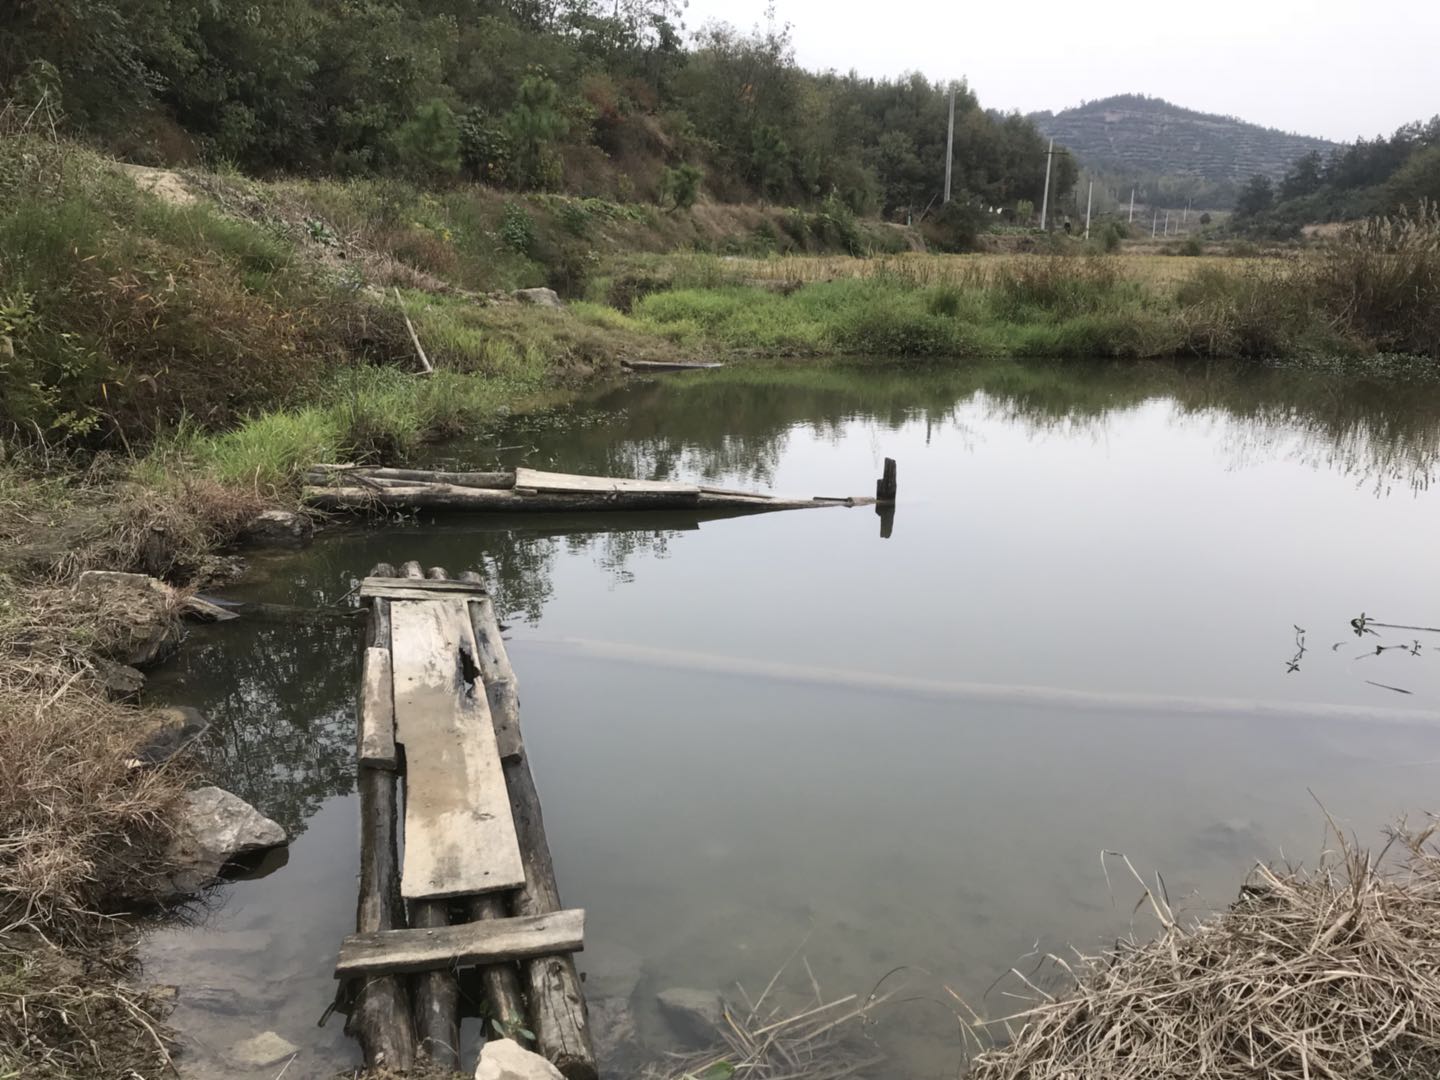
[309,465,515,489]
[514,467,699,496]
[453,570,532,1041]
[409,899,460,1070]
[304,484,702,513]
[456,568,597,1078]
[876,457,897,503]
[360,577,488,600]
[358,647,397,769]
[347,570,415,1070]
[506,736,597,1077]
[391,596,525,898]
[336,910,586,977]
[404,565,462,1070]
[461,585,523,761]
[467,895,530,1043]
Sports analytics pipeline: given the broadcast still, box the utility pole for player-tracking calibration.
[1164,209,1171,236]
[1084,180,1093,240]
[944,83,956,204]
[943,83,955,203]
[1039,137,1054,230]
[1152,209,1158,238]
[1183,198,1191,226]
[1128,186,1136,223]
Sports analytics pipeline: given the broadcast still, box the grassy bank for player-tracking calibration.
[617,218,1440,361]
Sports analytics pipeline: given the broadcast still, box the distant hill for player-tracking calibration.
[1031,94,1339,184]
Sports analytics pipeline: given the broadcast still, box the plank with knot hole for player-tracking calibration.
[389,597,524,899]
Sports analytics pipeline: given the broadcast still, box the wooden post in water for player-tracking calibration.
[347,563,417,1071]
[876,458,897,504]
[407,564,462,1071]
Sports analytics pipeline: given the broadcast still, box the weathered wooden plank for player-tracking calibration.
[390,598,525,899]
[515,467,699,496]
[336,910,585,977]
[358,647,397,769]
[360,577,489,599]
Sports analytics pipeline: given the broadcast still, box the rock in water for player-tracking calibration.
[512,287,565,308]
[589,996,642,1073]
[475,1037,565,1080]
[656,987,726,1046]
[240,509,314,547]
[230,1030,299,1067]
[74,570,182,667]
[131,706,209,765]
[163,787,287,897]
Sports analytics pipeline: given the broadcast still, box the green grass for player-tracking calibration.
[626,258,1377,362]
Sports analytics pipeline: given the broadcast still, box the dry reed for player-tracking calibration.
[649,954,891,1080]
[963,825,1440,1080]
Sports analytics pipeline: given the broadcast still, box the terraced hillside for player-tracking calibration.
[1032,94,1338,182]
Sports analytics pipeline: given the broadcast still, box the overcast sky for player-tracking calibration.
[678,0,1439,144]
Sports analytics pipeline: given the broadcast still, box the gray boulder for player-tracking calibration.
[475,1038,564,1080]
[162,787,287,897]
[512,287,565,308]
[656,987,726,1046]
[75,570,182,668]
[589,996,642,1073]
[240,509,313,547]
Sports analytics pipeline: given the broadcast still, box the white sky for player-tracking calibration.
[678,0,1440,144]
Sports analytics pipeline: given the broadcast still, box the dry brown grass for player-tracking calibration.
[962,825,1440,1080]
[0,932,177,1079]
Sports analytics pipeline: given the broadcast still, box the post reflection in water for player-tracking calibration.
[144,358,1440,1079]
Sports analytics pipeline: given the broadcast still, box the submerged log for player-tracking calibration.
[347,573,415,1070]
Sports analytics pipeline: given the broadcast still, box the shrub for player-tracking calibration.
[499,202,536,255]
[659,163,703,211]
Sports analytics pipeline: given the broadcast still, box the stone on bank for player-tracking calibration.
[162,786,287,897]
[475,1037,565,1080]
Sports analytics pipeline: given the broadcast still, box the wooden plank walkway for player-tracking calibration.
[339,562,597,1079]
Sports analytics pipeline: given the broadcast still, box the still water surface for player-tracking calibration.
[144,360,1440,1078]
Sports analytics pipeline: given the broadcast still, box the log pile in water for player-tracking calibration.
[303,464,882,516]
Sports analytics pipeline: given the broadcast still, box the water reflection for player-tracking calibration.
[142,358,1440,1079]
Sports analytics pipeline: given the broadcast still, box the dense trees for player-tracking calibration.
[1254,117,1440,227]
[0,0,1067,214]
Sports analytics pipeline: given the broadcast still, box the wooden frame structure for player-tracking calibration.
[341,561,597,1079]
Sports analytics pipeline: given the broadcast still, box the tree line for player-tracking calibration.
[1,0,1072,218]
[1234,115,1440,231]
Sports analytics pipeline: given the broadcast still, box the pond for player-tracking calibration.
[142,358,1440,1079]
